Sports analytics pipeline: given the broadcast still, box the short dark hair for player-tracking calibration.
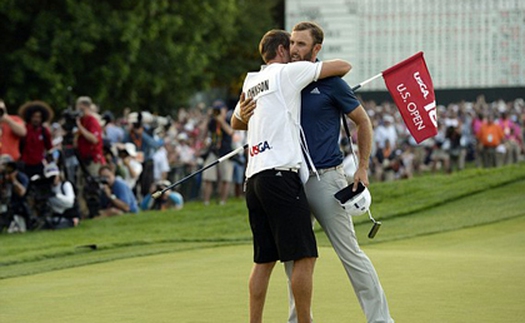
[98,165,113,175]
[259,29,290,63]
[292,21,324,45]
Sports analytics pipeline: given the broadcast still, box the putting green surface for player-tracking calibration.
[2,216,524,323]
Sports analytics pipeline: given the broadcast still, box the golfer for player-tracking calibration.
[235,29,351,323]
[237,22,394,323]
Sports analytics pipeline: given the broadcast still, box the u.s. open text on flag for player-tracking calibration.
[382,52,438,144]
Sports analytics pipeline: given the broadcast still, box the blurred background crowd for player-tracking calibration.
[0,94,524,233]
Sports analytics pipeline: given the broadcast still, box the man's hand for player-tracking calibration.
[103,184,112,198]
[240,93,256,124]
[352,166,369,190]
[5,171,16,183]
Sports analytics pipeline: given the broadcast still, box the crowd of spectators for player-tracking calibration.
[348,95,525,182]
[0,94,523,233]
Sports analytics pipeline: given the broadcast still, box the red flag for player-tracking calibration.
[382,52,437,144]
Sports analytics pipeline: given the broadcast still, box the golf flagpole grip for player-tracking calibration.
[351,73,382,91]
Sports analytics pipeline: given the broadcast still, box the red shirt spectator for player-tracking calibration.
[77,113,105,164]
[0,99,27,160]
[18,100,55,177]
[0,115,25,160]
[20,124,52,165]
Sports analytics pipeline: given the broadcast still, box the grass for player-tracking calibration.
[1,218,524,322]
[0,163,525,322]
[2,163,525,279]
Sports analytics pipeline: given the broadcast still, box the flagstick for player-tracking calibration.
[351,73,383,91]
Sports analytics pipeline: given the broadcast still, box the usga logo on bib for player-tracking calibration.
[250,141,271,157]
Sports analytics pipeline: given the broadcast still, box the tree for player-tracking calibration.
[0,0,282,115]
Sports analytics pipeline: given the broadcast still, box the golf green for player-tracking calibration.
[1,216,524,323]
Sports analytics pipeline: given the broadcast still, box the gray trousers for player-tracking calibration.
[285,166,394,323]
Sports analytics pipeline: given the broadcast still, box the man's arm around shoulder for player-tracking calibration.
[319,59,352,79]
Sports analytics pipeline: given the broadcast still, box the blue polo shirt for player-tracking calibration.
[101,178,138,213]
[301,76,360,169]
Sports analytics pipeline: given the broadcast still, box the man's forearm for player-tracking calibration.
[110,196,130,212]
[319,59,352,79]
[12,179,26,197]
[356,121,373,169]
[4,116,27,137]
[218,118,234,136]
[348,106,373,169]
[231,114,247,131]
[78,126,98,144]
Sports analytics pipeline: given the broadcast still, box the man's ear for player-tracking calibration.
[277,44,287,58]
[313,43,322,57]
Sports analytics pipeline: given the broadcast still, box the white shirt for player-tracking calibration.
[375,124,398,150]
[49,181,75,214]
[152,146,170,181]
[122,159,143,188]
[236,61,322,179]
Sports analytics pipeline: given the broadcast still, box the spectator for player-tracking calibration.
[0,154,31,232]
[471,112,486,167]
[42,162,80,229]
[477,113,505,168]
[98,165,138,216]
[124,112,159,199]
[102,111,125,145]
[116,142,143,190]
[152,139,170,182]
[231,130,246,198]
[18,101,53,178]
[75,96,106,172]
[0,99,27,161]
[497,112,522,164]
[75,96,106,217]
[172,132,198,200]
[140,180,184,211]
[374,114,398,151]
[202,100,234,205]
[429,121,451,173]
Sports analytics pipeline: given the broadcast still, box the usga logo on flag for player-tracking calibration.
[382,52,437,144]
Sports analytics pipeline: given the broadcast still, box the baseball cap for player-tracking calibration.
[76,96,93,106]
[44,162,60,178]
[120,143,138,157]
[0,154,13,164]
[212,100,226,110]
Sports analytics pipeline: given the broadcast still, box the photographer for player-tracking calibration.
[18,101,53,178]
[124,112,159,199]
[98,165,138,217]
[202,100,234,206]
[116,142,142,189]
[140,180,184,211]
[0,99,27,161]
[75,96,106,217]
[0,154,30,232]
[42,162,80,229]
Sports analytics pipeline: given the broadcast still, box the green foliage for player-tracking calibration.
[0,0,281,114]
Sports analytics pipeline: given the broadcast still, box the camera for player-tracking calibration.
[61,108,81,132]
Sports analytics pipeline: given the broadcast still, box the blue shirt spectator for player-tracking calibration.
[98,165,138,216]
